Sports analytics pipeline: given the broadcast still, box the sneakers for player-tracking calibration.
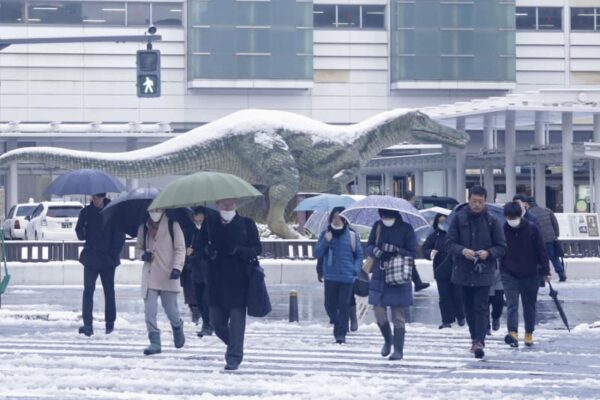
[78,325,94,337]
[473,342,485,359]
[504,331,519,348]
[492,318,500,331]
[438,323,452,329]
[524,332,534,347]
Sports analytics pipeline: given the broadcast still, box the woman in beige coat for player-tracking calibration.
[135,208,186,355]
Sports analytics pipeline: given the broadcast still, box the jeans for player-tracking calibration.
[210,306,247,367]
[436,279,465,324]
[324,280,354,339]
[82,267,116,328]
[462,285,491,343]
[501,274,540,333]
[144,289,183,333]
[545,242,565,277]
[194,282,211,328]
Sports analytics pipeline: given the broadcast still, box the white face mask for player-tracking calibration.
[195,222,202,230]
[149,211,163,223]
[330,223,344,230]
[507,218,521,228]
[220,209,236,222]
[382,218,395,227]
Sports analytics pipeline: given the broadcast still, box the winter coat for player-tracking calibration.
[76,199,125,271]
[501,219,550,279]
[422,229,453,281]
[189,224,210,284]
[367,219,416,307]
[315,227,363,284]
[447,207,507,287]
[528,205,559,243]
[489,266,503,294]
[206,214,262,309]
[135,217,186,297]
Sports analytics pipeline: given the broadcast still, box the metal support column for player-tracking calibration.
[534,111,547,207]
[562,112,575,212]
[505,111,517,200]
[455,117,467,202]
[483,114,495,202]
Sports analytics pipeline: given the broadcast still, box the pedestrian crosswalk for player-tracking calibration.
[0,315,599,399]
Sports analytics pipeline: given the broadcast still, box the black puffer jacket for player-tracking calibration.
[75,199,126,271]
[422,229,452,281]
[446,207,506,287]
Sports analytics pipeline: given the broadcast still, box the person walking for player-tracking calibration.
[315,207,363,343]
[188,206,214,337]
[422,213,465,329]
[447,186,506,359]
[501,201,551,347]
[403,191,430,292]
[136,208,186,355]
[528,196,567,282]
[487,266,504,335]
[207,198,262,371]
[76,193,125,336]
[368,208,417,361]
[180,223,200,324]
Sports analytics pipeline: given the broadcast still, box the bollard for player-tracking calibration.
[289,290,299,322]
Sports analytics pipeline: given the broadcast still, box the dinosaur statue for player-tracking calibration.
[0,109,469,238]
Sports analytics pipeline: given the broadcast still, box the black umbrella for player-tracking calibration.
[101,187,159,237]
[45,169,125,196]
[548,282,571,332]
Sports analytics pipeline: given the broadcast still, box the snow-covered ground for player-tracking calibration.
[0,284,599,399]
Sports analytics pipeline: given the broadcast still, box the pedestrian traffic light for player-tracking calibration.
[136,49,161,98]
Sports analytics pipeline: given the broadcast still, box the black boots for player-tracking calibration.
[378,322,392,357]
[78,325,93,337]
[389,328,405,361]
[349,306,358,332]
[412,267,430,292]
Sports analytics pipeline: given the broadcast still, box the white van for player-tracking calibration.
[25,201,84,241]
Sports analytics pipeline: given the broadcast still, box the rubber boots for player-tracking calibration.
[144,332,161,355]
[389,328,405,361]
[378,322,392,357]
[349,305,358,332]
[172,324,185,349]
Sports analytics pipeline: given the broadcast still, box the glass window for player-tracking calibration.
[27,1,82,24]
[46,206,82,218]
[0,0,24,23]
[361,5,385,29]
[515,7,536,30]
[7,206,15,219]
[313,4,335,28]
[82,2,125,25]
[127,2,150,26]
[31,205,43,219]
[571,8,595,31]
[152,2,182,26]
[538,7,562,30]
[16,205,37,217]
[337,5,359,28]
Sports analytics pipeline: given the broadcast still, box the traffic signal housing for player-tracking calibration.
[136,49,161,98]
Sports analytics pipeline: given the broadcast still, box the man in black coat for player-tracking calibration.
[447,186,506,359]
[75,193,126,336]
[206,198,262,371]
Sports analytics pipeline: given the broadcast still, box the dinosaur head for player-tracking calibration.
[409,111,469,148]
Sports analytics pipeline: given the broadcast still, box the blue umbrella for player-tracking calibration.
[442,202,506,231]
[294,194,355,212]
[340,195,428,230]
[44,169,125,196]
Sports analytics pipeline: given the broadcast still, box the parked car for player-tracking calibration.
[414,195,459,211]
[3,202,39,239]
[25,201,84,241]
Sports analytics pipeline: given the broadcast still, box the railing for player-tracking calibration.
[1,239,596,263]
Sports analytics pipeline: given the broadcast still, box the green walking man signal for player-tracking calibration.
[137,49,161,98]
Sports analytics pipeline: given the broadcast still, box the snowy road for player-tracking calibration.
[0,285,599,399]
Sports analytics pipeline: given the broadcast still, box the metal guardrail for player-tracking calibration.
[1,239,597,263]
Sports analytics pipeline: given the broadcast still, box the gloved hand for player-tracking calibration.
[317,273,323,283]
[373,247,384,259]
[141,251,153,262]
[381,243,400,254]
[205,243,218,260]
[169,269,181,280]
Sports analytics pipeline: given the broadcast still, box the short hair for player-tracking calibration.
[504,201,523,218]
[193,206,206,215]
[468,185,487,199]
[527,196,536,206]
[93,192,106,198]
[378,208,400,219]
[513,194,527,203]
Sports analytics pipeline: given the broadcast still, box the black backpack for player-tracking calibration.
[143,218,175,250]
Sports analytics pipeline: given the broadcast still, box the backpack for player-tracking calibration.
[143,218,175,250]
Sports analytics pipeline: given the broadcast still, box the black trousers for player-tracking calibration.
[324,280,354,339]
[436,279,465,324]
[210,306,246,367]
[82,267,116,328]
[461,285,490,343]
[489,289,505,321]
[194,282,211,327]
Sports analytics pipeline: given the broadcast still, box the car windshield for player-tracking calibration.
[46,206,82,218]
[16,205,37,217]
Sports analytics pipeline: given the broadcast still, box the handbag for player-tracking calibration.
[382,255,413,286]
[247,258,272,318]
[353,269,370,297]
[362,223,382,273]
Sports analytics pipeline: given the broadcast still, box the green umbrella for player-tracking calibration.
[147,171,262,210]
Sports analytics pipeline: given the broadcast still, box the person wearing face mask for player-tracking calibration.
[367,208,417,361]
[315,207,364,344]
[501,201,550,348]
[423,213,465,329]
[135,208,186,355]
[76,193,125,337]
[207,198,262,370]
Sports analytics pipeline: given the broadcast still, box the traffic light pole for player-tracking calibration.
[0,35,162,51]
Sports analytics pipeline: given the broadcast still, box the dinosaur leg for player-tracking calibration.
[266,184,301,239]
